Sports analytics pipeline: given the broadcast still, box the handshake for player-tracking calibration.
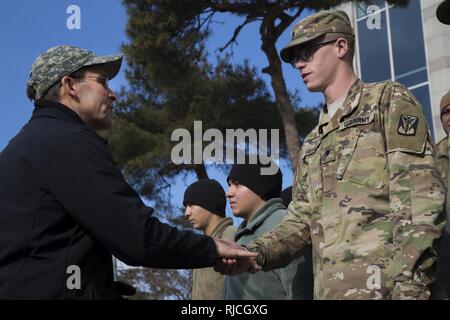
[213,238,261,276]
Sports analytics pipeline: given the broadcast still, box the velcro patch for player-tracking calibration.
[301,137,321,158]
[398,115,418,136]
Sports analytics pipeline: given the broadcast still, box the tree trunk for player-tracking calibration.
[193,164,209,180]
[261,38,301,172]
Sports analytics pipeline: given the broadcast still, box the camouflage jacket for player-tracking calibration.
[192,217,236,300]
[435,137,448,188]
[436,136,450,299]
[248,79,445,300]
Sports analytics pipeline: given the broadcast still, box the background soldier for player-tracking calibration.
[183,179,236,300]
[218,10,446,300]
[436,91,450,186]
[436,0,450,299]
[432,91,450,299]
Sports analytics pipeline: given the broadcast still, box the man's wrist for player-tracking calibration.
[245,242,265,267]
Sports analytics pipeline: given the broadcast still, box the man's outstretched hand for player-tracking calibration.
[213,238,261,276]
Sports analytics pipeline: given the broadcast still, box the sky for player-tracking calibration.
[0,0,323,222]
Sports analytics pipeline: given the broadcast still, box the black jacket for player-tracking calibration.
[0,100,217,299]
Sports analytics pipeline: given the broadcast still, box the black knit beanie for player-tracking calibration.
[227,162,282,200]
[183,179,226,217]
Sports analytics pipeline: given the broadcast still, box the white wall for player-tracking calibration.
[421,0,450,142]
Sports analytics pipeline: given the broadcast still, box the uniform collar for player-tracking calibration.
[319,79,365,137]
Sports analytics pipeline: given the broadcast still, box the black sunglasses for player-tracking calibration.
[290,39,338,66]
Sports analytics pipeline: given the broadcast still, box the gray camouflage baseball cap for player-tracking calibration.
[280,10,354,63]
[27,45,123,100]
[437,0,450,25]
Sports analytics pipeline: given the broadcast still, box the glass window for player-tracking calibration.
[394,68,427,88]
[390,1,427,87]
[411,85,434,140]
[357,12,391,82]
[356,1,433,139]
[357,0,386,19]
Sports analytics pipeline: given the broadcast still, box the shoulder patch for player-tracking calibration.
[398,115,418,136]
[385,86,428,154]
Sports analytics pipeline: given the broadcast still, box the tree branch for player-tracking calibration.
[217,16,256,52]
[273,8,302,39]
[196,10,215,31]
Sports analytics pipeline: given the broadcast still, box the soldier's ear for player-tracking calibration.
[335,38,348,59]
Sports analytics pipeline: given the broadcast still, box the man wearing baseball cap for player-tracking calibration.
[0,45,256,299]
[223,163,313,300]
[218,10,445,300]
[183,179,237,300]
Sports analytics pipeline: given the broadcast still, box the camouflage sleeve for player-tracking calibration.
[247,156,312,271]
[435,138,449,184]
[381,84,446,300]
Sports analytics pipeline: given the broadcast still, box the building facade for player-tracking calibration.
[338,0,450,142]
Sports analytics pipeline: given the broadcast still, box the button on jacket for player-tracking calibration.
[0,100,217,299]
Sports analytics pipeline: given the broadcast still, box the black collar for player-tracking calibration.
[33,100,86,126]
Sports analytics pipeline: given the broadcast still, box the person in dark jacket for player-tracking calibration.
[223,163,313,300]
[0,45,255,300]
[183,179,237,300]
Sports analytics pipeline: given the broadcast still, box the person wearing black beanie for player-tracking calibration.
[183,179,236,300]
[184,179,226,218]
[223,163,313,300]
[227,163,282,202]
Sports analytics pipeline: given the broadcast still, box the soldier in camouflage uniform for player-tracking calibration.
[435,91,450,186]
[436,1,450,299]
[221,10,446,300]
[434,93,450,293]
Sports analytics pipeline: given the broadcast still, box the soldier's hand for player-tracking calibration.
[213,238,261,276]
